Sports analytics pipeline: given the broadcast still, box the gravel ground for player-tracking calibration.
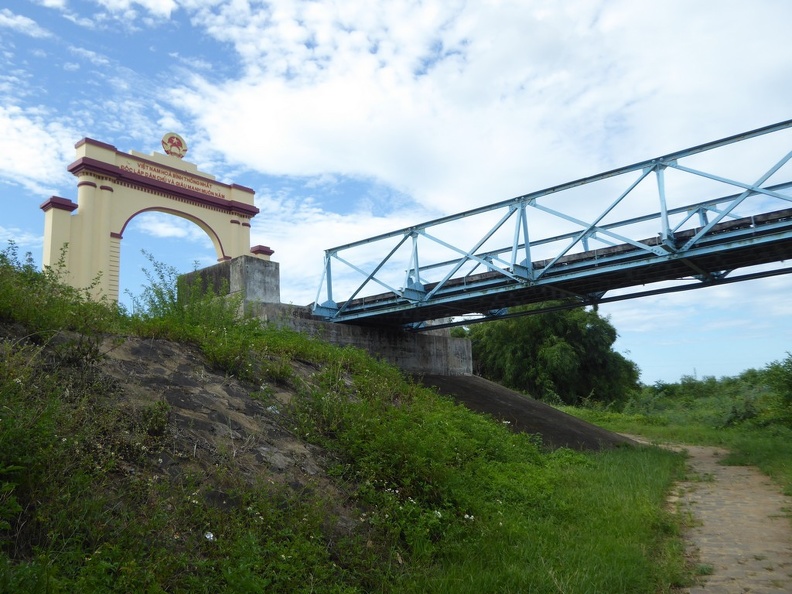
[623,437,792,594]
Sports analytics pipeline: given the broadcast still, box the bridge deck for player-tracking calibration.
[336,207,792,326]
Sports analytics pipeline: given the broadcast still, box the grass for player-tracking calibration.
[0,244,691,592]
[400,446,687,593]
[561,381,792,495]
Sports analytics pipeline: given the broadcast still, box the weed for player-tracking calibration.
[696,563,714,576]
[140,401,170,437]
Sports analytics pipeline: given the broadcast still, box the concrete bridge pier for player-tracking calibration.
[179,255,472,376]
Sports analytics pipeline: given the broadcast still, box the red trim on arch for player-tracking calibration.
[230,219,240,225]
[77,180,97,188]
[99,185,114,192]
[111,232,123,239]
[40,196,78,213]
[116,207,228,259]
[67,156,259,217]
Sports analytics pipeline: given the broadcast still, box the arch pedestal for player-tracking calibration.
[41,138,271,302]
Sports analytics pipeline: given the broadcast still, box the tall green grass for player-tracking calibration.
[564,370,792,495]
[0,245,690,592]
[399,446,686,593]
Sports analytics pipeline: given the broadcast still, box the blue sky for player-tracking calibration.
[1,0,791,384]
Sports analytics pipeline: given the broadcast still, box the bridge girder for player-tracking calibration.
[313,120,792,329]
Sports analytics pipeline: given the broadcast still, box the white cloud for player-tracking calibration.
[171,0,792,223]
[0,105,75,195]
[0,8,52,38]
[0,73,30,101]
[61,11,96,28]
[168,52,212,71]
[95,0,179,19]
[35,0,67,8]
[129,212,214,246]
[251,185,434,304]
[69,46,111,66]
[0,226,43,250]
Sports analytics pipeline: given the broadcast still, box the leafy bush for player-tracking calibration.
[0,242,125,339]
[622,364,791,430]
[467,303,640,406]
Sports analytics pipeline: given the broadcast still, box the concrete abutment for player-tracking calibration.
[179,255,472,376]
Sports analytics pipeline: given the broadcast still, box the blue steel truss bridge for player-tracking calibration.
[313,120,792,330]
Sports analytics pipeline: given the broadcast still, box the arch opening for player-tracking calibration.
[118,210,225,310]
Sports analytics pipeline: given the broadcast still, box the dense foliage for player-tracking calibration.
[567,360,792,494]
[465,304,640,406]
[628,362,792,430]
[0,244,688,592]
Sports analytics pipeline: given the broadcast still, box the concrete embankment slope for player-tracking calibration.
[419,374,634,451]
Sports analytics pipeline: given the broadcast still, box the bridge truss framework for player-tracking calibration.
[313,120,792,329]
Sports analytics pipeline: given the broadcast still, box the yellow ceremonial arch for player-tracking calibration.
[41,135,272,301]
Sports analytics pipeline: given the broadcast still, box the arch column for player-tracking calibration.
[74,174,101,289]
[94,183,116,298]
[40,196,78,276]
[227,215,255,260]
[227,218,242,261]
[108,233,121,301]
[241,220,253,256]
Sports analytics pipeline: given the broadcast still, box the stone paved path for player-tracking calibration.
[671,444,792,593]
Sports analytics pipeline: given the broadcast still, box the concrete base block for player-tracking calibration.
[179,255,280,304]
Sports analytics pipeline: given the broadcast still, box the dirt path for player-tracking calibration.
[665,443,792,593]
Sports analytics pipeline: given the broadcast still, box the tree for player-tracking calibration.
[467,303,639,406]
